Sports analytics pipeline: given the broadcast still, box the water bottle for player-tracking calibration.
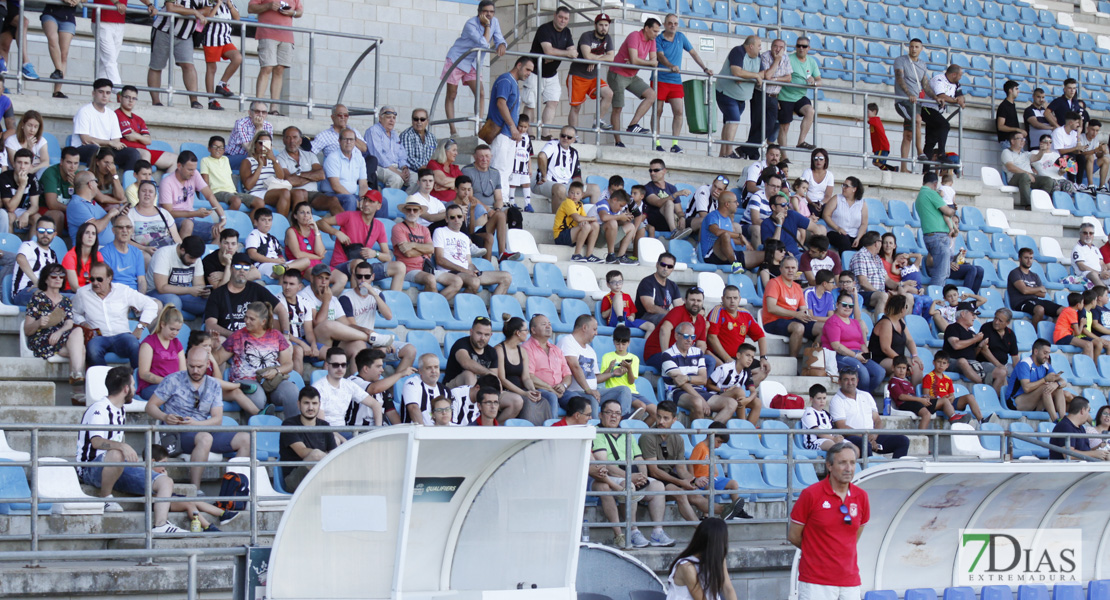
[882,387,891,416]
[190,515,203,533]
[582,519,590,543]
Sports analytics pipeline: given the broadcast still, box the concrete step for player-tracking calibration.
[0,381,56,407]
[0,559,235,598]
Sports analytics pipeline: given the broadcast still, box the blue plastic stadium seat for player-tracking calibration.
[782,10,803,27]
[405,330,446,365]
[804,12,825,29]
[735,4,758,22]
[417,292,468,330]
[944,14,963,33]
[822,0,845,15]
[534,263,585,299]
[944,588,977,600]
[1087,580,1110,600]
[0,458,52,514]
[758,6,777,24]
[865,592,898,600]
[1017,585,1050,600]
[526,297,573,333]
[490,295,526,325]
[979,586,1013,600]
[906,314,943,348]
[380,290,434,329]
[905,590,938,600]
[865,3,885,21]
[1009,422,1048,458]
[499,261,552,296]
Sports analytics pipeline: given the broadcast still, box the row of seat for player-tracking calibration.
[865,581,1110,600]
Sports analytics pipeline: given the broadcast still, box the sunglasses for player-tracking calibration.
[355,274,374,280]
[36,228,55,234]
[560,134,575,139]
[797,44,809,48]
[329,362,348,368]
[840,302,854,308]
[233,264,251,271]
[659,262,675,269]
[448,215,465,220]
[678,333,697,340]
[413,117,428,122]
[90,277,107,283]
[474,316,492,325]
[381,111,397,117]
[47,272,65,279]
[839,504,852,524]
[648,168,663,173]
[715,175,730,186]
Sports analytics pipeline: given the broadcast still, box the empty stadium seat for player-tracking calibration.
[905,589,938,600]
[526,297,573,333]
[0,458,51,514]
[381,290,435,329]
[1009,422,1047,459]
[246,414,282,461]
[534,263,586,299]
[405,330,446,365]
[417,292,469,329]
[1086,581,1110,600]
[1017,585,1050,600]
[506,229,557,263]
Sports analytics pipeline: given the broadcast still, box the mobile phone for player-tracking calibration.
[262,139,272,151]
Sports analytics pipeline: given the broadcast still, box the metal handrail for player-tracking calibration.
[428,46,960,171]
[18,0,384,118]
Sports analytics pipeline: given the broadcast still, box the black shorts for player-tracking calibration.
[896,400,939,415]
[1,5,18,38]
[777,96,812,125]
[647,210,672,233]
[1015,299,1062,317]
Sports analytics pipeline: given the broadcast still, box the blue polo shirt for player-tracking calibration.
[699,209,734,259]
[656,32,693,85]
[760,209,810,258]
[323,150,368,194]
[489,72,520,138]
[100,242,145,291]
[66,194,114,246]
[1003,356,1055,407]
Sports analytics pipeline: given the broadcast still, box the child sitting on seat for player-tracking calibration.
[600,325,657,425]
[922,352,981,424]
[601,270,655,337]
[799,384,842,451]
[689,421,750,520]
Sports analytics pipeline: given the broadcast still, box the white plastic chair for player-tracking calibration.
[0,429,29,462]
[1040,236,1070,265]
[985,208,1027,236]
[37,457,104,515]
[637,238,687,270]
[19,327,69,362]
[696,272,725,305]
[980,166,1019,193]
[85,365,146,413]
[505,229,557,263]
[566,265,606,301]
[758,379,806,419]
[1031,189,1070,216]
[1083,216,1108,242]
[948,423,998,459]
[226,456,290,510]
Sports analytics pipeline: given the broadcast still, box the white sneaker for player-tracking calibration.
[151,522,184,534]
[103,495,123,512]
[628,529,651,548]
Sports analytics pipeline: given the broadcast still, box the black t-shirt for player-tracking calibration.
[1049,417,1091,460]
[202,251,227,279]
[279,415,337,463]
[643,181,678,221]
[1048,95,1080,129]
[443,336,499,384]
[204,281,279,332]
[996,99,1019,143]
[530,21,575,78]
[568,30,614,79]
[0,170,41,210]
[942,323,979,361]
[635,275,680,316]
[979,320,1019,366]
[1006,267,1043,309]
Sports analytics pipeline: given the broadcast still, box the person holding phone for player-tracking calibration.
[240,130,290,217]
[821,290,885,395]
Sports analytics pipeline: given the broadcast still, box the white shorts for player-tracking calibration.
[534,178,569,199]
[520,74,561,108]
[508,172,531,187]
[798,582,862,600]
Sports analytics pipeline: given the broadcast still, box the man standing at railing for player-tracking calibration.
[249,0,302,116]
[893,38,930,171]
[608,18,661,147]
[487,56,534,196]
[922,65,963,163]
[524,6,576,133]
[567,14,615,133]
[77,365,182,533]
[788,441,869,600]
[752,39,791,149]
[653,13,712,155]
[93,0,156,85]
[716,35,763,160]
[443,0,506,137]
[147,0,207,109]
[777,36,821,151]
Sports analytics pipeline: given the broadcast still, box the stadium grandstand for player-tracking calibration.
[3,0,1110,597]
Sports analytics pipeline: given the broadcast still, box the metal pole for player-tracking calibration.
[15,3,23,94]
[238,15,247,112]
[92,5,101,82]
[863,92,869,169]
[474,49,483,136]
[707,430,717,517]
[187,553,198,600]
[29,429,39,567]
[594,59,602,148]
[143,430,153,558]
[307,33,315,119]
[166,13,175,107]
[249,429,258,546]
[624,433,633,540]
[373,41,380,110]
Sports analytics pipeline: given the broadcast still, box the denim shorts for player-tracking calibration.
[715,91,746,124]
[41,12,77,34]
[79,453,164,495]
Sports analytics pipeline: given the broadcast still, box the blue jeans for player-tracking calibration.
[949,263,984,294]
[173,217,215,243]
[150,292,209,318]
[835,355,886,395]
[12,286,34,306]
[334,193,359,212]
[79,453,163,494]
[538,390,562,417]
[923,232,952,288]
[88,332,141,368]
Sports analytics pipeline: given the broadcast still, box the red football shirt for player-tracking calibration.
[922,371,954,399]
[790,477,870,586]
[707,307,764,358]
[887,376,916,408]
[644,306,707,360]
[115,109,150,151]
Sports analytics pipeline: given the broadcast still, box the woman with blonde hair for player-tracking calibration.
[427,138,462,202]
[137,304,186,400]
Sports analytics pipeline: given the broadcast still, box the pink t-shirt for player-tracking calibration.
[329,212,387,267]
[138,334,183,393]
[159,167,210,212]
[612,30,656,78]
[820,315,866,352]
[249,0,300,43]
[391,219,431,274]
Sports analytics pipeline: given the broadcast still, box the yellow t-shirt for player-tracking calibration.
[125,182,140,206]
[553,197,586,237]
[199,155,236,194]
[601,351,639,390]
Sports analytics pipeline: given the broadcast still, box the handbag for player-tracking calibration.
[770,393,805,410]
[478,118,500,144]
[265,177,293,191]
[256,367,288,394]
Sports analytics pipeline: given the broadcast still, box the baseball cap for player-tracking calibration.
[311,263,333,277]
[231,252,253,266]
[594,13,611,23]
[362,189,383,203]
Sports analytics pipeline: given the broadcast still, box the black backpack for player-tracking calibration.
[214,472,250,511]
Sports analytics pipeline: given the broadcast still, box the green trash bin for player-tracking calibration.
[683,79,717,135]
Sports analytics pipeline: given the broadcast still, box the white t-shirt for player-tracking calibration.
[245,228,284,263]
[829,390,878,429]
[314,377,370,428]
[148,244,201,290]
[1073,242,1103,277]
[557,335,598,392]
[12,240,55,295]
[402,376,446,425]
[1051,126,1079,152]
[4,136,47,169]
[801,168,833,207]
[432,226,471,274]
[938,184,955,206]
[341,287,379,330]
[449,384,480,425]
[1032,151,1065,181]
[407,192,444,228]
[928,73,958,113]
[296,287,350,321]
[73,103,123,141]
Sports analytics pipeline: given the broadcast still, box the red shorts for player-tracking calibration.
[654,81,685,102]
[204,43,238,63]
[147,150,165,165]
[567,73,608,106]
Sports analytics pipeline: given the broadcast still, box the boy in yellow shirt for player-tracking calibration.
[600,325,657,424]
[552,181,601,263]
[198,135,261,212]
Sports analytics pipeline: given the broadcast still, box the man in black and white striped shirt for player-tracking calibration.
[148,0,207,108]
[535,126,600,203]
[402,353,448,425]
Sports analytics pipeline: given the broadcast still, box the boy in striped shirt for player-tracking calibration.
[201,0,242,110]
